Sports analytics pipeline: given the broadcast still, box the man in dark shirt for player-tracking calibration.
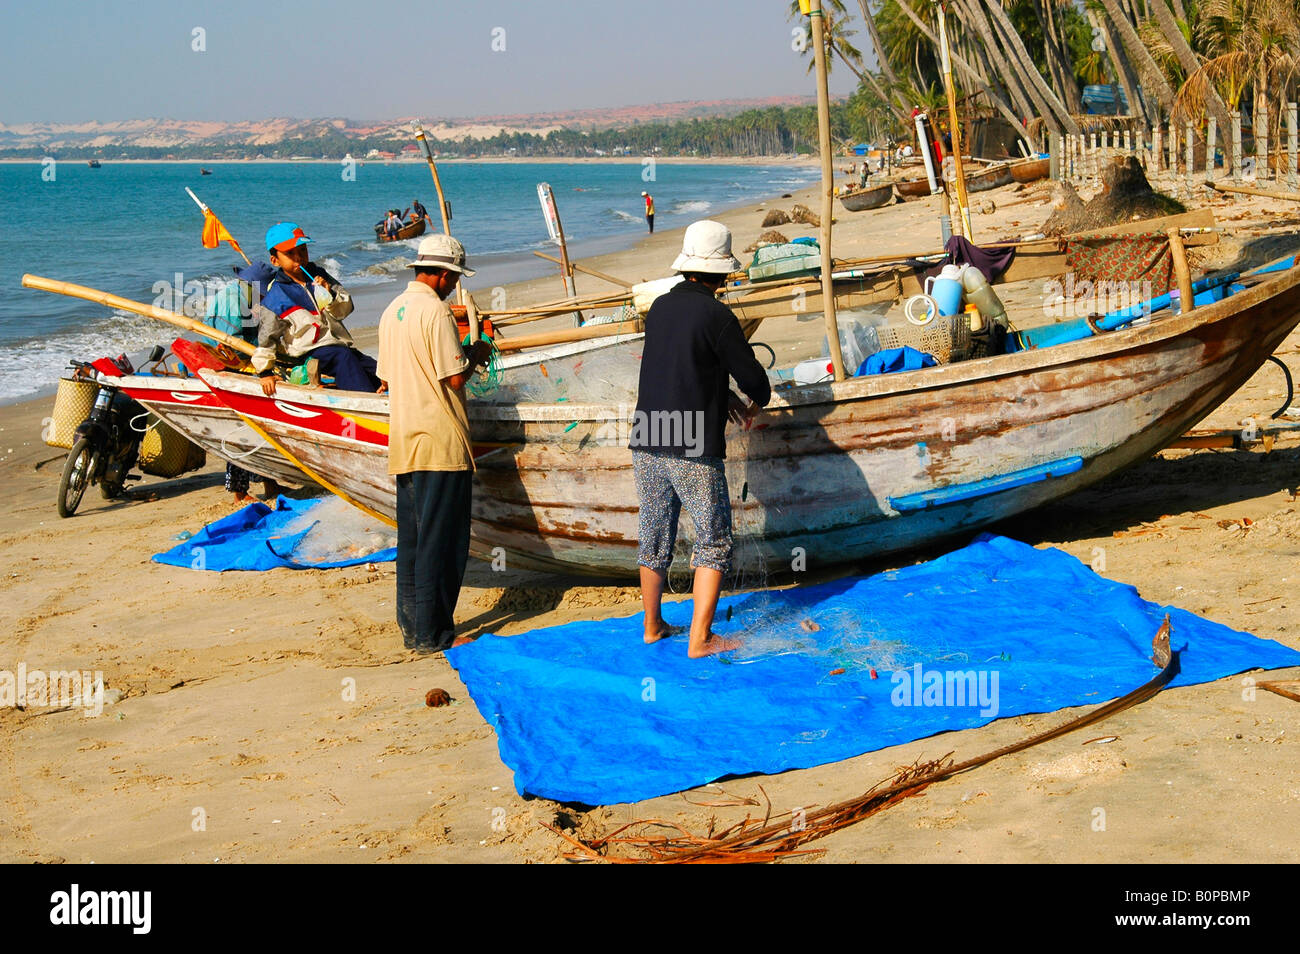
[630,220,771,658]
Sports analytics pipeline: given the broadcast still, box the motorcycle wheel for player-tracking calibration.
[57,437,95,518]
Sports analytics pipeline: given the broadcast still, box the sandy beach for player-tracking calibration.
[3,168,1300,864]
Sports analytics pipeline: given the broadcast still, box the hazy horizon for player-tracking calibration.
[0,0,860,125]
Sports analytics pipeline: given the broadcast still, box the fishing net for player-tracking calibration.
[463,331,504,398]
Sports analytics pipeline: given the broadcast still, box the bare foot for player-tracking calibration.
[688,633,742,658]
[451,634,476,648]
[233,492,256,504]
[644,623,684,645]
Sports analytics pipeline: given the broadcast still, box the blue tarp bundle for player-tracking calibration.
[449,535,1300,805]
[153,496,396,571]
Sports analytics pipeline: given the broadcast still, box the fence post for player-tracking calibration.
[1232,111,1242,182]
[1258,102,1269,181]
[1206,116,1217,183]
[1288,102,1297,190]
[1089,131,1098,184]
[1185,121,1194,193]
[1153,124,1162,174]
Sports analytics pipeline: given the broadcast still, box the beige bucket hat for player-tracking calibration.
[408,234,476,276]
[671,219,741,274]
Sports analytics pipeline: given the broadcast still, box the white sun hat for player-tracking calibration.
[670,219,741,274]
[408,233,476,276]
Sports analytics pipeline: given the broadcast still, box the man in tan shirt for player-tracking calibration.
[377,234,490,654]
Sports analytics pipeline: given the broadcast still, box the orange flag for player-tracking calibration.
[201,208,234,248]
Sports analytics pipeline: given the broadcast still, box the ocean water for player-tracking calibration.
[0,160,816,404]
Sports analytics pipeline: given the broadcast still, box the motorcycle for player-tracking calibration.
[56,345,165,518]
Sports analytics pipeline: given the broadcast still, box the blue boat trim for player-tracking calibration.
[888,456,1084,511]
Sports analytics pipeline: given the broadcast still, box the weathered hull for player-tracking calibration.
[839,184,893,211]
[895,162,1014,198]
[115,375,309,488]
[205,260,1300,580]
[194,374,395,521]
[1010,157,1049,183]
[895,177,933,198]
[465,261,1300,577]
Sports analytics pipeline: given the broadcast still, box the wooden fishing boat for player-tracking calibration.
[839,182,894,212]
[87,160,101,169]
[115,340,312,488]
[965,161,1013,192]
[374,218,427,243]
[115,372,312,489]
[895,161,1014,198]
[197,247,1300,579]
[1009,156,1049,183]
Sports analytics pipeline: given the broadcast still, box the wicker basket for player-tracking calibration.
[876,316,972,364]
[46,377,100,448]
[138,413,206,478]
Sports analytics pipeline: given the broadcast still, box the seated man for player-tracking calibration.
[251,222,382,396]
[385,210,403,240]
[409,198,428,224]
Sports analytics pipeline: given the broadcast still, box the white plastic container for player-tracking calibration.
[793,357,836,385]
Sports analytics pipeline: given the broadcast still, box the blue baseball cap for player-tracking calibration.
[265,222,313,253]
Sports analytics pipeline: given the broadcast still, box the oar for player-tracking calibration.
[21,274,256,357]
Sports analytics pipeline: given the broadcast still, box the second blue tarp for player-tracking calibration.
[153,495,396,571]
[449,535,1300,805]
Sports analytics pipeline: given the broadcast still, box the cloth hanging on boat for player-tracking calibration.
[913,236,1017,283]
[1065,234,1174,292]
[152,495,396,571]
[856,345,937,376]
[448,534,1300,805]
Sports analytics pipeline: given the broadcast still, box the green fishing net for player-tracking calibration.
[462,331,503,397]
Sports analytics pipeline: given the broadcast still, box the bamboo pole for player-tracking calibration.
[531,251,633,288]
[1167,228,1194,314]
[412,122,468,314]
[21,274,256,356]
[494,319,643,353]
[809,0,845,381]
[1258,102,1269,182]
[936,2,972,238]
[1207,181,1300,201]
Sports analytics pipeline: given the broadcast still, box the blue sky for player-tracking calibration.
[0,0,861,123]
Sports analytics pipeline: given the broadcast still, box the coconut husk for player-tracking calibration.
[743,230,790,253]
[789,204,820,227]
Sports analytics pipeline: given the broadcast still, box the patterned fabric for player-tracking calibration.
[1066,234,1173,292]
[633,450,733,573]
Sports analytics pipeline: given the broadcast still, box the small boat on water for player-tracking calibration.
[200,168,212,176]
[1009,156,1050,183]
[839,182,894,212]
[87,160,101,169]
[374,218,427,243]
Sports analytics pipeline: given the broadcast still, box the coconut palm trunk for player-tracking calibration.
[1149,0,1233,140]
[1095,0,1177,114]
[891,0,1032,137]
[946,0,1039,121]
[1092,8,1154,124]
[979,0,1081,134]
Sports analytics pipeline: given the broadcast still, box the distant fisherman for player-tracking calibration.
[641,190,655,233]
[631,220,770,658]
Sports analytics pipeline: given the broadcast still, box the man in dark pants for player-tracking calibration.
[631,220,770,658]
[642,191,655,233]
[377,234,490,654]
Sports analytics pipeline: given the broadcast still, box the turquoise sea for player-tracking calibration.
[0,160,816,403]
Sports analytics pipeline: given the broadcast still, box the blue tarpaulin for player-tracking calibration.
[152,496,396,571]
[449,535,1300,805]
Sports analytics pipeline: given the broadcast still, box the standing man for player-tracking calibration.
[641,190,655,233]
[631,220,770,658]
[377,234,491,654]
[410,198,430,226]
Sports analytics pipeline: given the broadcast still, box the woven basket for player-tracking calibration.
[46,378,100,448]
[138,413,206,478]
[876,316,972,364]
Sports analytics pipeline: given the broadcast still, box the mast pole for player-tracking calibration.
[808,0,846,380]
[937,1,973,238]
